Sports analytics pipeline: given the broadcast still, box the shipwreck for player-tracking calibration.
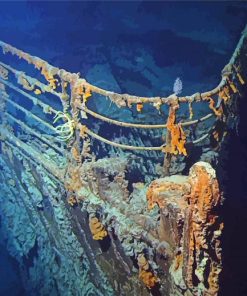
[0,24,246,296]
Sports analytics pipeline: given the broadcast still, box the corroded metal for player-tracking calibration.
[0,25,246,295]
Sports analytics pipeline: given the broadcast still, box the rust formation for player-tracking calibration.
[147,162,223,295]
[0,24,246,295]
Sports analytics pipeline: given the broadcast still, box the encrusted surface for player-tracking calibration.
[0,25,246,296]
[146,162,223,296]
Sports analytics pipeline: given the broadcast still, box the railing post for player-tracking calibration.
[163,100,179,176]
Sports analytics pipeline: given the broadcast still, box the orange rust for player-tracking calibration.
[75,84,84,95]
[65,166,83,192]
[212,130,220,142]
[71,145,81,162]
[174,253,183,271]
[40,67,58,90]
[164,105,187,156]
[34,88,42,95]
[146,181,167,210]
[236,72,245,84]
[139,270,159,289]
[227,77,238,93]
[146,181,187,210]
[208,97,222,117]
[137,254,149,271]
[136,103,144,112]
[67,195,77,207]
[188,166,221,221]
[184,164,222,294]
[83,88,92,102]
[233,65,245,85]
[78,123,88,139]
[89,217,108,240]
[207,263,221,296]
[137,253,159,289]
[74,84,92,102]
[218,86,230,101]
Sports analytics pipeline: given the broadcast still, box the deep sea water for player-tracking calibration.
[0,1,247,295]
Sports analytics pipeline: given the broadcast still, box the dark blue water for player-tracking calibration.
[0,242,25,295]
[0,1,246,95]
